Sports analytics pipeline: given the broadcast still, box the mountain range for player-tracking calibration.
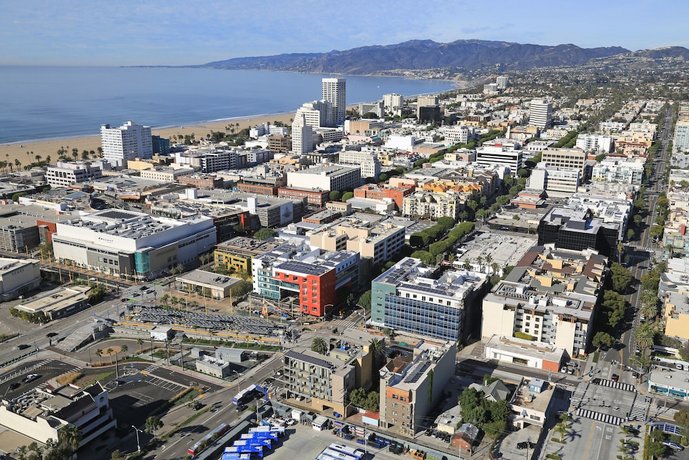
[198,39,687,75]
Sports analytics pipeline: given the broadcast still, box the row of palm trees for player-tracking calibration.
[15,424,80,460]
[94,344,128,366]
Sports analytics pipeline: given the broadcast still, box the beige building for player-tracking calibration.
[0,258,41,301]
[509,378,555,429]
[140,167,194,182]
[309,216,405,266]
[402,191,461,220]
[15,285,92,320]
[541,148,587,175]
[663,293,689,340]
[175,269,244,300]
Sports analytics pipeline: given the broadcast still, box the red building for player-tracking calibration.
[353,183,415,209]
[278,187,329,207]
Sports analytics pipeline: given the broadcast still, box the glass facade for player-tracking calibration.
[384,293,462,341]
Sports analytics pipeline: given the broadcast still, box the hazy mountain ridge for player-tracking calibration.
[201,39,635,74]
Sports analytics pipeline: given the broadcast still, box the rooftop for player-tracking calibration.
[176,270,243,289]
[16,285,91,315]
[485,335,567,363]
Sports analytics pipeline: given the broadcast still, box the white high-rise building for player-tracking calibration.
[383,93,403,116]
[295,100,333,128]
[496,76,509,90]
[100,121,152,168]
[529,100,552,129]
[575,134,614,153]
[338,151,381,179]
[291,114,313,155]
[322,78,346,126]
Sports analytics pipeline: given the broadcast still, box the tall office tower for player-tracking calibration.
[295,100,333,128]
[100,121,152,168]
[496,75,509,90]
[291,114,313,154]
[529,99,553,129]
[383,93,403,116]
[322,78,346,126]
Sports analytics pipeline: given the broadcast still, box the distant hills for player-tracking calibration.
[200,39,639,74]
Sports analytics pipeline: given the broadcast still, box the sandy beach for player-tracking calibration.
[0,112,295,167]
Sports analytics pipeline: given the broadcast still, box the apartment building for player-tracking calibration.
[267,134,291,153]
[286,165,361,192]
[322,78,346,126]
[100,121,152,168]
[214,236,282,272]
[46,161,103,187]
[528,166,580,196]
[481,245,607,356]
[309,216,405,267]
[371,257,488,342]
[575,134,614,153]
[252,244,359,317]
[337,151,381,179]
[591,157,645,185]
[379,341,456,437]
[529,100,552,129]
[402,191,461,220]
[383,93,403,116]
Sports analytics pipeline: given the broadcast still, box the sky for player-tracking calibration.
[1,0,687,66]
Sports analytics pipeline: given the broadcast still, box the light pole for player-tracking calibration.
[131,425,143,452]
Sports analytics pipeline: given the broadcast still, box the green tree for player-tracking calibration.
[626,229,635,241]
[342,192,354,201]
[555,421,568,443]
[145,416,163,434]
[254,228,276,240]
[378,173,388,182]
[365,391,380,411]
[592,332,614,351]
[610,263,633,293]
[674,407,689,437]
[58,424,81,453]
[311,337,328,355]
[328,190,341,201]
[357,290,371,311]
[111,450,124,460]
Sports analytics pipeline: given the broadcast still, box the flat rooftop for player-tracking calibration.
[176,270,243,289]
[455,231,537,268]
[485,335,566,363]
[16,285,91,315]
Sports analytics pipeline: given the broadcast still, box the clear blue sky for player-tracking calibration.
[2,0,686,66]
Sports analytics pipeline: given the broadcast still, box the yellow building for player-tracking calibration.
[664,293,689,340]
[125,159,155,171]
[213,237,282,273]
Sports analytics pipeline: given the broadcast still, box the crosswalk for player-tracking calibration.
[592,378,636,393]
[576,408,625,426]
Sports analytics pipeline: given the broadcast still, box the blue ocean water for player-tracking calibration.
[0,66,454,143]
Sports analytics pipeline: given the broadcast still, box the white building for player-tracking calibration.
[529,100,552,129]
[337,151,381,179]
[140,167,194,183]
[322,78,346,126]
[528,165,581,196]
[496,76,509,90]
[0,258,41,301]
[591,157,645,185]
[575,134,614,154]
[439,126,472,146]
[475,146,523,175]
[295,100,334,128]
[100,121,152,168]
[383,93,403,116]
[46,161,103,187]
[291,114,314,155]
[286,165,361,192]
[384,134,417,151]
[52,209,216,279]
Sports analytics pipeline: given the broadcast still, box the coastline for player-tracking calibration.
[0,112,295,167]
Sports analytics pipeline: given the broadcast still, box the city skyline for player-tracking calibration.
[1,0,688,66]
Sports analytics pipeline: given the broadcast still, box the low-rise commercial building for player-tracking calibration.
[46,161,103,187]
[15,285,93,320]
[175,269,244,300]
[0,258,41,301]
[214,237,282,273]
[0,383,116,447]
[286,165,361,192]
[353,183,414,210]
[663,293,689,341]
[648,368,689,399]
[484,335,566,372]
[53,209,217,279]
[379,341,456,437]
[140,167,194,182]
[252,244,359,317]
[371,257,488,342]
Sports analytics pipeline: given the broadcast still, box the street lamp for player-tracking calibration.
[131,425,143,452]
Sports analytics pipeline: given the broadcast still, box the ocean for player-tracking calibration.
[0,66,455,144]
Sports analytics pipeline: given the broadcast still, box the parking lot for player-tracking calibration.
[267,424,402,460]
[0,359,77,400]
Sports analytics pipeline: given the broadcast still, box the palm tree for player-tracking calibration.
[311,337,328,355]
[34,154,42,163]
[96,348,103,366]
[16,446,28,460]
[145,416,163,434]
[121,344,128,355]
[368,338,386,369]
[555,421,568,443]
[58,424,81,453]
[105,347,113,364]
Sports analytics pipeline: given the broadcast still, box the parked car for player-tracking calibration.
[22,374,40,383]
[663,440,684,451]
[9,382,20,390]
[611,374,620,382]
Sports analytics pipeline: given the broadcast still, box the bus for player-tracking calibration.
[232,384,267,405]
[187,423,230,457]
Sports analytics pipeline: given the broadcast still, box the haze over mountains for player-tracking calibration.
[200,39,689,75]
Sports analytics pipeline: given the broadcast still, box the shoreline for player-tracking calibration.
[0,112,297,168]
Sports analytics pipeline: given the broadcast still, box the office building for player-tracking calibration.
[673,116,689,153]
[52,209,217,279]
[529,100,552,129]
[475,146,523,175]
[541,148,587,175]
[0,382,116,447]
[527,166,580,196]
[575,134,614,154]
[295,100,334,128]
[214,236,282,273]
[337,151,381,179]
[286,165,361,192]
[46,161,103,188]
[252,244,359,317]
[14,285,92,320]
[354,183,415,210]
[379,341,456,436]
[277,187,329,207]
[383,93,403,116]
[371,257,488,342]
[496,76,509,90]
[268,134,291,153]
[175,269,243,300]
[439,126,472,145]
[537,207,620,258]
[140,167,194,183]
[591,157,645,185]
[100,121,152,168]
[291,114,314,154]
[152,135,170,155]
[0,258,41,301]
[322,78,346,126]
